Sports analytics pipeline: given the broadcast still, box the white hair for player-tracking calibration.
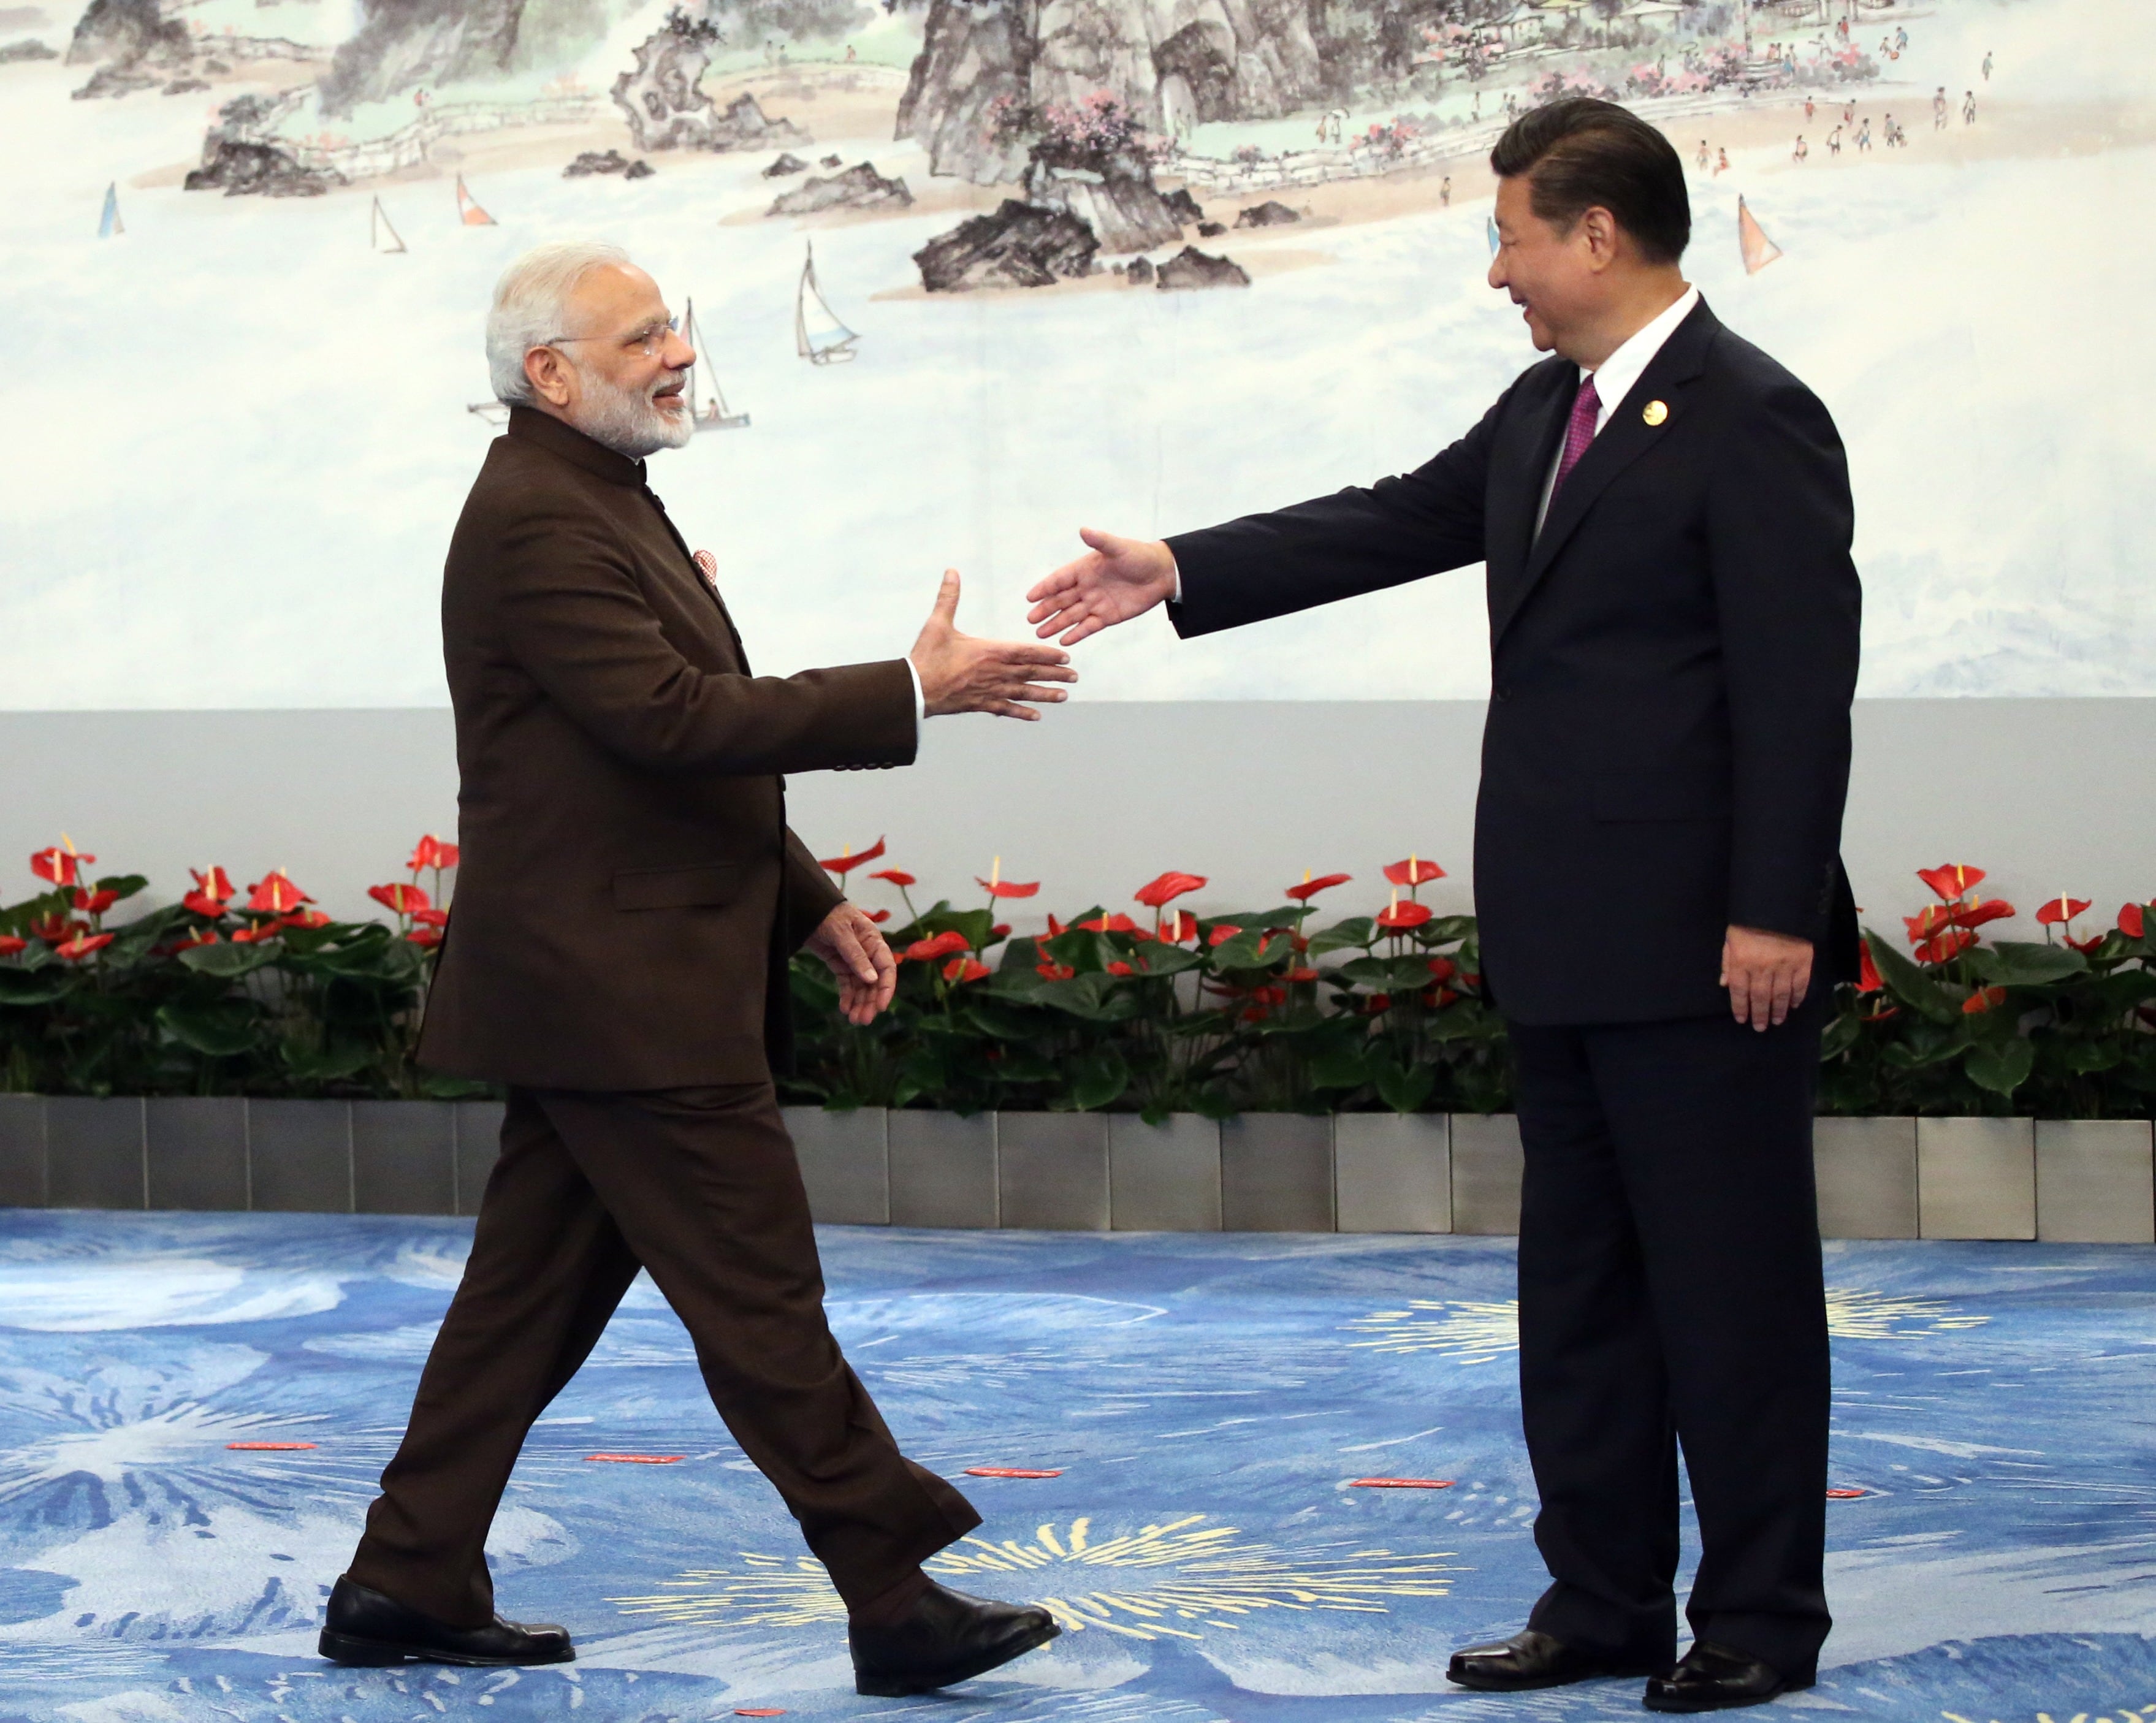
[484,240,631,405]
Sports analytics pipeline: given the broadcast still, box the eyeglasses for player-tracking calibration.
[543,314,679,358]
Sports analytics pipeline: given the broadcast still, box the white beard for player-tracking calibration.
[566,360,695,458]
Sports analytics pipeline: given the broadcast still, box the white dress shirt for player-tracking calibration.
[1533,283,1699,536]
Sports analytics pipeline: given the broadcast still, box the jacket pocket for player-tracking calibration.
[612,862,745,911]
[1590,773,1731,823]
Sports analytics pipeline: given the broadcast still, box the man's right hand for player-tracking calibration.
[1025,528,1177,645]
[909,569,1077,721]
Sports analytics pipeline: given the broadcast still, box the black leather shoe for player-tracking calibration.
[318,1575,574,1667]
[1447,1629,1656,1691]
[1643,1640,1793,1711]
[849,1578,1060,1696]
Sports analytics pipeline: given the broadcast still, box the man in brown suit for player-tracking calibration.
[321,242,1073,1697]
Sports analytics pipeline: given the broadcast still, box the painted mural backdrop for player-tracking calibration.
[0,0,2146,707]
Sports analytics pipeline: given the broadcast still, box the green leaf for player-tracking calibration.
[1864,932,1962,1025]
[1333,955,1437,991]
[2061,1041,2123,1074]
[1969,941,2087,987]
[1306,917,1375,957]
[1209,927,1288,972]
[0,968,71,1006]
[1371,1056,1436,1114]
[1129,945,1206,978]
[1308,1043,1370,1090]
[157,1000,264,1058]
[179,941,278,978]
[1068,1048,1129,1111]
[91,873,149,902]
[281,1041,373,1083]
[1964,1036,2035,1097]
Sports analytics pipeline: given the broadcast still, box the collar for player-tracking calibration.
[505,404,647,488]
[1580,283,1701,417]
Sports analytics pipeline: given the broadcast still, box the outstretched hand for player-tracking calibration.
[806,902,897,1025]
[908,569,1077,721]
[1025,528,1178,645]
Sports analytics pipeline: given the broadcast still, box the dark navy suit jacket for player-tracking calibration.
[1166,297,1862,1025]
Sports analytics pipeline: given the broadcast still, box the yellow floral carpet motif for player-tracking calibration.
[1344,1287,1990,1359]
[611,1514,1460,1641]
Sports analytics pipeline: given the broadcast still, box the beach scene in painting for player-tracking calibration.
[1,0,2147,706]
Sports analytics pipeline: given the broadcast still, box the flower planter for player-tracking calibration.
[46,1097,147,1210]
[454,1100,505,1215]
[1812,1117,1918,1239]
[784,1105,889,1227]
[145,1097,250,1211]
[887,1109,997,1229]
[997,1112,1110,1231]
[1334,1113,1451,1234]
[1221,1114,1334,1232]
[1449,1113,1523,1236]
[2035,1119,2155,1244]
[1108,1114,1221,1231]
[248,1098,354,1214]
[1918,1116,2036,1240]
[352,1100,457,1216]
[0,1095,48,1207]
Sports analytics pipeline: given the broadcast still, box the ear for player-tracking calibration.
[524,344,576,409]
[1577,205,1622,271]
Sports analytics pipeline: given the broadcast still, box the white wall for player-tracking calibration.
[2,700,2149,946]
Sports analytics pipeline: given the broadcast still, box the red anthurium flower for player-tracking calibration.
[1952,898,2015,930]
[70,887,119,916]
[905,930,970,962]
[408,835,460,872]
[2034,896,2092,927]
[1251,984,1287,1006]
[1106,960,1136,977]
[0,934,25,957]
[170,929,220,952]
[1081,913,1148,937]
[818,837,886,875]
[864,908,891,924]
[1207,924,1244,947]
[942,956,989,983]
[1961,985,2007,1015]
[1914,928,1977,965]
[978,877,1040,899]
[1288,966,1320,983]
[991,922,1011,939]
[407,927,443,949]
[369,882,432,915]
[1383,856,1446,887]
[29,915,75,943]
[1036,960,1076,981]
[30,844,94,888]
[2121,902,2149,940]
[1161,910,1198,943]
[246,871,312,915]
[1134,871,1206,908]
[1365,991,1392,1013]
[869,869,916,888]
[229,923,281,945]
[282,909,332,930]
[1285,872,1352,903]
[1857,941,1883,994]
[1046,913,1067,937]
[1461,972,1481,990]
[1376,899,1433,931]
[1426,956,1457,984]
[1917,864,1986,902]
[412,908,449,928]
[2066,932,2104,956]
[190,865,234,902]
[55,929,115,962]
[182,891,229,918]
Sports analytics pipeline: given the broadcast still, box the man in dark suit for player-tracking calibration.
[322,242,1073,1697]
[1026,100,1861,1711]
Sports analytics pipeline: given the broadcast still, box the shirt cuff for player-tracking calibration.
[1170,553,1183,605]
[905,656,925,737]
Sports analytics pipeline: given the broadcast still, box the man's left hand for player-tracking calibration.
[1721,924,1814,1032]
[806,903,897,1025]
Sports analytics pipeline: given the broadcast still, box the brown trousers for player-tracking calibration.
[346,1082,980,1626]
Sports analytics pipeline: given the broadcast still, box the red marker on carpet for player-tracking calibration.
[734,1710,785,1716]
[1826,1487,1868,1499]
[585,1453,683,1465]
[227,1442,317,1451]
[964,1467,1063,1479]
[1350,1477,1455,1489]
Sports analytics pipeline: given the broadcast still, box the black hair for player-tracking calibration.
[1489,97,1690,265]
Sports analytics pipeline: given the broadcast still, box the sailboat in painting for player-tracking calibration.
[370,196,406,254]
[1737,196,1782,275]
[682,298,750,432]
[456,175,497,227]
[97,182,122,238]
[795,242,857,365]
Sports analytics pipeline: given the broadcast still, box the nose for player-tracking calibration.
[662,327,695,370]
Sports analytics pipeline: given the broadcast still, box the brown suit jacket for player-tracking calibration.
[417,406,915,1090]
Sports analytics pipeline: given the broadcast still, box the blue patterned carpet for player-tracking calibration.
[1,1212,2152,1723]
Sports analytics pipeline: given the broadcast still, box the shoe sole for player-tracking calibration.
[1447,1664,1666,1692]
[855,1619,1062,1696]
[318,1629,576,1668]
[1642,1686,1785,1714]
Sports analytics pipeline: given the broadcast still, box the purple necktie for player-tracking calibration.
[1550,374,1602,500]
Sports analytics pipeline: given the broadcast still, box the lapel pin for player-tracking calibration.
[1642,400,1669,427]
[692,548,719,587]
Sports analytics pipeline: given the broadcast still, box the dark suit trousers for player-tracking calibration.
[1510,1000,1831,1683]
[346,1083,980,1626]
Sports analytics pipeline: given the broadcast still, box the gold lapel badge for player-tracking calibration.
[1642,400,1669,427]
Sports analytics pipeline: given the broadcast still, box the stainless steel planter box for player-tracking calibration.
[1221,1114,1334,1231]
[145,1097,250,1211]
[454,1100,505,1215]
[2035,1119,2155,1244]
[352,1100,457,1215]
[888,1110,997,1229]
[248,1099,354,1214]
[785,1106,889,1227]
[1450,1113,1523,1236]
[1918,1116,2036,1240]
[46,1097,147,1210]
[0,1095,47,1207]
[1335,1113,1452,1233]
[997,1112,1111,1231]
[1108,1114,1221,1231]
[1813,1116,1919,1239]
